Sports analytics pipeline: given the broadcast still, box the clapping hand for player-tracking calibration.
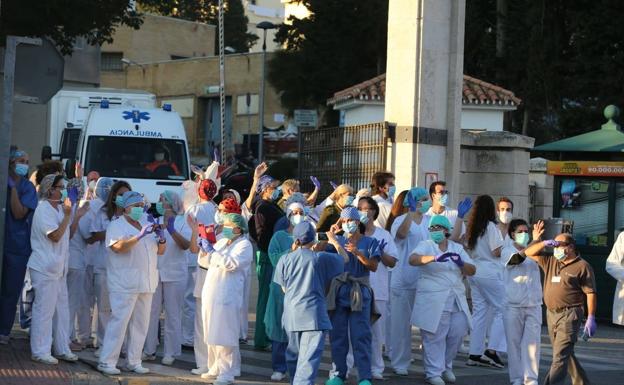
[154,225,166,243]
[310,176,321,190]
[449,253,464,267]
[166,216,177,235]
[457,197,472,219]
[137,224,154,240]
[435,252,453,262]
[213,148,220,164]
[406,192,418,212]
[67,187,80,205]
[532,220,545,241]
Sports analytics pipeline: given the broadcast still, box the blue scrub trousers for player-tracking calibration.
[329,286,373,380]
[286,330,326,385]
[272,340,288,373]
[0,252,28,336]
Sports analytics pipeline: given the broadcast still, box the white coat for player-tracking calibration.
[389,213,430,290]
[27,200,70,278]
[606,232,624,325]
[201,236,253,347]
[410,240,473,333]
[502,244,543,307]
[157,215,192,282]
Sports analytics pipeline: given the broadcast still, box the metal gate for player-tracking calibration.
[298,122,389,198]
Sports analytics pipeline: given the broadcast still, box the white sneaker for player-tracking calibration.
[57,352,79,362]
[127,364,150,374]
[458,343,470,354]
[191,367,208,375]
[425,376,446,385]
[97,363,121,375]
[442,370,456,383]
[161,355,175,365]
[394,368,408,376]
[31,355,58,365]
[270,371,286,381]
[372,372,385,380]
[200,372,218,380]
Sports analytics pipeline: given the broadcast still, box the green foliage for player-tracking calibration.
[0,0,143,55]
[140,0,257,53]
[268,0,388,113]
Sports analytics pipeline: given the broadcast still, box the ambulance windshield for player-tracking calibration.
[84,136,189,180]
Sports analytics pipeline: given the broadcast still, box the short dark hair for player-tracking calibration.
[429,181,446,198]
[358,196,380,220]
[508,218,529,237]
[560,233,576,251]
[370,172,395,195]
[498,197,514,211]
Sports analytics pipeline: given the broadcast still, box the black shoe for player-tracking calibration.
[484,350,505,368]
[466,354,502,368]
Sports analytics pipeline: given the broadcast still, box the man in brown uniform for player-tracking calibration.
[522,233,597,385]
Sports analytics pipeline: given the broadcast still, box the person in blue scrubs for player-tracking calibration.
[325,206,381,385]
[274,221,343,385]
[0,148,38,344]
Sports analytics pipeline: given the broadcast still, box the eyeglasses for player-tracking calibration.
[428,225,446,231]
[435,190,449,195]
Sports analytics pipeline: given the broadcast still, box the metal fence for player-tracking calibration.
[298,122,389,198]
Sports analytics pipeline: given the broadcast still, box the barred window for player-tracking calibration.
[101,52,123,71]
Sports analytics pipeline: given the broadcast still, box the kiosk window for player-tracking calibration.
[559,179,609,247]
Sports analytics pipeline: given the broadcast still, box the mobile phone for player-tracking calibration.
[316,232,329,241]
[198,223,209,240]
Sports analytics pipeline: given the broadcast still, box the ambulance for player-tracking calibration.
[45,88,191,203]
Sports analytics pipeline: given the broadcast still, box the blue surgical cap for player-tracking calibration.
[293,221,315,245]
[256,175,276,193]
[429,215,453,230]
[340,206,360,221]
[403,187,428,206]
[121,191,143,208]
[95,177,114,202]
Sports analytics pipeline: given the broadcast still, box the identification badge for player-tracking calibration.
[551,276,561,283]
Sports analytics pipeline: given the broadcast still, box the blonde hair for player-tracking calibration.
[329,184,353,201]
[281,179,300,193]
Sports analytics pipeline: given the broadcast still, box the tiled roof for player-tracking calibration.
[327,73,522,107]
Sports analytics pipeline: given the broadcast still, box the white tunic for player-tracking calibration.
[91,209,114,273]
[68,204,93,270]
[369,226,398,301]
[82,199,104,267]
[502,244,543,308]
[372,195,392,229]
[185,201,217,269]
[410,239,473,333]
[202,236,253,346]
[27,200,70,279]
[390,213,430,290]
[471,221,505,280]
[606,232,624,325]
[105,215,159,294]
[157,215,192,282]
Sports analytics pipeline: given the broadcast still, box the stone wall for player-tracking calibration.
[529,157,555,222]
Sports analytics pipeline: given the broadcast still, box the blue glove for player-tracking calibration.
[406,192,418,212]
[166,216,177,235]
[7,177,15,189]
[147,214,156,225]
[154,226,166,242]
[544,240,560,247]
[449,253,464,267]
[68,187,80,205]
[330,181,338,190]
[310,176,321,190]
[435,253,453,262]
[457,197,472,219]
[137,224,154,240]
[199,238,214,254]
[378,239,387,254]
[583,315,597,338]
[213,148,220,163]
[144,204,150,213]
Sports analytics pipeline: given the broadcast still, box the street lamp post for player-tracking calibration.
[256,21,277,163]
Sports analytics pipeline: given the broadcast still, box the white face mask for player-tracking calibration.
[499,211,512,224]
[88,180,96,191]
[154,153,165,161]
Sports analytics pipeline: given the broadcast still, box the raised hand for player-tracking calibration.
[67,187,80,205]
[330,181,338,190]
[310,175,321,190]
[166,216,177,235]
[532,220,545,241]
[76,201,90,218]
[75,161,83,179]
[186,214,198,231]
[457,197,472,219]
[62,198,72,216]
[213,148,220,163]
[137,224,154,240]
[406,192,418,212]
[254,162,268,180]
[543,239,560,247]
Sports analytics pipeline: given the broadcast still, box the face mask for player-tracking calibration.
[499,211,513,224]
[388,185,396,198]
[14,163,29,176]
[115,195,124,207]
[156,201,165,216]
[358,211,369,225]
[419,200,432,213]
[344,195,355,206]
[88,180,96,191]
[438,194,448,206]
[514,232,530,247]
[222,226,237,240]
[154,153,165,161]
[271,189,281,201]
[214,212,224,225]
[342,221,358,235]
[553,247,566,260]
[289,214,304,226]
[128,206,143,221]
[60,189,68,202]
[430,230,446,244]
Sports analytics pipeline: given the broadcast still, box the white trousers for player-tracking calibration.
[94,271,111,346]
[504,306,542,385]
[144,278,186,357]
[99,292,152,368]
[207,345,240,382]
[29,269,71,357]
[240,267,251,339]
[468,276,506,354]
[182,267,196,345]
[389,287,415,371]
[421,310,469,379]
[67,268,92,343]
[371,299,388,375]
[194,297,209,369]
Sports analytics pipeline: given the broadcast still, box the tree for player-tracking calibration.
[139,0,257,53]
[267,0,388,117]
[0,0,143,55]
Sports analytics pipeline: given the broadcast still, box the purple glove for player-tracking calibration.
[137,224,154,240]
[213,148,220,163]
[330,181,338,190]
[7,177,16,189]
[310,176,321,190]
[166,216,177,235]
[378,239,387,254]
[544,240,560,247]
[154,226,166,242]
[147,214,156,225]
[457,197,472,219]
[406,192,418,212]
[435,253,453,262]
[144,204,150,213]
[583,315,597,338]
[68,187,80,205]
[449,253,464,267]
[199,238,214,254]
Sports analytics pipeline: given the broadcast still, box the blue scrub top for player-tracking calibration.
[328,235,381,278]
[4,177,37,256]
[274,248,343,332]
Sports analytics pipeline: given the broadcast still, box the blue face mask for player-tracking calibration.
[289,214,304,227]
[222,226,237,240]
[128,206,143,221]
[342,221,358,234]
[439,194,449,206]
[430,230,446,244]
[553,247,566,260]
[358,211,369,225]
[155,202,165,216]
[419,200,432,213]
[388,185,396,198]
[115,195,125,207]
[344,195,355,207]
[271,188,281,201]
[14,163,29,176]
[514,232,530,247]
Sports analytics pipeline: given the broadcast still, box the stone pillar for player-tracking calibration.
[384,0,465,203]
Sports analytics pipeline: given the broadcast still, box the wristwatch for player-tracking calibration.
[158,239,167,244]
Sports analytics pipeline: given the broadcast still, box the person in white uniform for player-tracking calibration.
[90,180,131,354]
[607,231,624,326]
[409,215,476,385]
[465,195,506,368]
[97,191,166,375]
[425,181,466,239]
[144,190,192,365]
[28,174,84,364]
[502,218,544,385]
[189,212,253,385]
[370,171,395,229]
[388,187,430,375]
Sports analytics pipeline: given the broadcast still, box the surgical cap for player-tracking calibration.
[340,206,361,221]
[403,187,428,206]
[293,221,316,245]
[9,149,27,161]
[429,215,453,230]
[95,177,114,202]
[223,213,248,233]
[38,174,58,199]
[121,191,143,208]
[285,192,306,206]
[220,198,242,214]
[286,202,305,217]
[256,175,276,193]
[162,190,183,214]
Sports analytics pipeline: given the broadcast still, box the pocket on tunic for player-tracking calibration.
[108,268,139,292]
